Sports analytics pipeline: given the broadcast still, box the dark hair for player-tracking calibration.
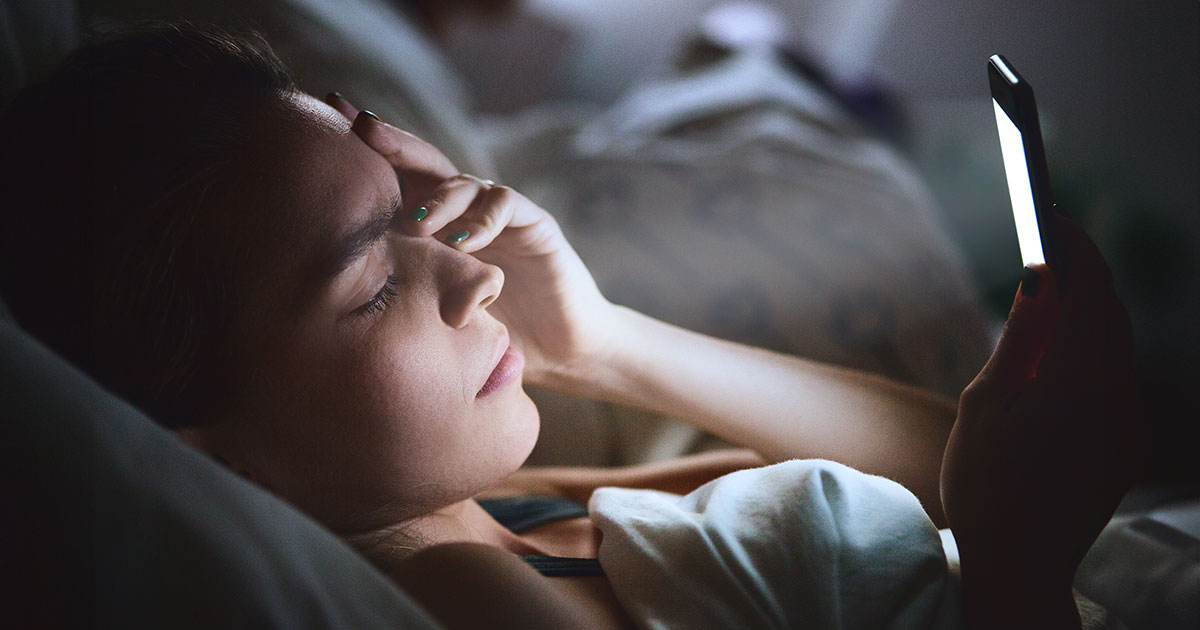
[0,23,296,427]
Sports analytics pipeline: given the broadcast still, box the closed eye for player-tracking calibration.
[357,274,399,316]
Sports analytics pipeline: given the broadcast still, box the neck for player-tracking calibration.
[351,498,543,561]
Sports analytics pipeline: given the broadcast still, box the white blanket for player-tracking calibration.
[589,459,962,630]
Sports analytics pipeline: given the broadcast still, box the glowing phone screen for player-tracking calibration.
[993,98,1046,266]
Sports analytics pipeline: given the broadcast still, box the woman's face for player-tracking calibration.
[190,94,539,533]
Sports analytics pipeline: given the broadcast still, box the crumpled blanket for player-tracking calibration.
[589,459,962,629]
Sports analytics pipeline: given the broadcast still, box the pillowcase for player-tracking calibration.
[0,316,441,629]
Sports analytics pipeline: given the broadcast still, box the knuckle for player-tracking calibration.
[446,173,480,187]
[462,202,507,235]
[487,185,518,204]
[958,378,995,411]
[486,187,518,215]
[469,209,502,235]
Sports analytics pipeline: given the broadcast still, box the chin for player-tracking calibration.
[469,385,540,490]
[510,387,541,465]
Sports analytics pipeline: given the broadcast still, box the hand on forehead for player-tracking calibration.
[323,92,458,205]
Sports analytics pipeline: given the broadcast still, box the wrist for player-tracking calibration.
[526,303,640,401]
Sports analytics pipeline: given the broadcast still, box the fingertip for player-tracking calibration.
[1015,263,1058,305]
[351,109,384,136]
[1019,265,1041,298]
[983,264,1061,388]
[350,109,407,157]
[428,224,472,251]
[446,229,471,247]
[324,91,358,120]
[1012,264,1061,343]
[400,205,439,237]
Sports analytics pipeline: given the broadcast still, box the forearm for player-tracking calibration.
[546,306,956,525]
[493,449,769,504]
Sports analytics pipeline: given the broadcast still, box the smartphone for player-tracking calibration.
[988,54,1059,274]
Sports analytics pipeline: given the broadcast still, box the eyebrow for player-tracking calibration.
[319,192,404,280]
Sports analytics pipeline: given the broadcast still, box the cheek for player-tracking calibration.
[245,337,459,529]
[342,330,540,513]
[242,305,536,530]
[352,336,466,456]
[327,326,477,462]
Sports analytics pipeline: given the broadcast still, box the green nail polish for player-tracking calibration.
[447,230,470,245]
[410,206,428,221]
[360,109,380,121]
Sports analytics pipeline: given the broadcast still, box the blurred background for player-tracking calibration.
[420,0,1200,485]
[3,0,1197,482]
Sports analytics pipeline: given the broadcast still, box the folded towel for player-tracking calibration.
[589,459,961,629]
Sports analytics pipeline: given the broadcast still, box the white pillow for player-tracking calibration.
[0,316,441,628]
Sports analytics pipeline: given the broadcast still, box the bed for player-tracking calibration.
[2,0,1195,627]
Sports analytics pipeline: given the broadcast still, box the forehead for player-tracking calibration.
[250,94,396,247]
[227,94,400,306]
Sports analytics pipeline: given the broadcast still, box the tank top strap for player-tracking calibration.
[519,555,605,577]
[476,494,589,533]
[476,495,605,577]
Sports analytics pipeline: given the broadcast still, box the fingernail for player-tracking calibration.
[447,230,470,245]
[360,109,380,122]
[328,91,344,101]
[409,206,428,221]
[481,178,496,187]
[1020,266,1041,297]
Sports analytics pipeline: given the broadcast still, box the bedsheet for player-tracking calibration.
[589,459,962,630]
[1076,498,1200,628]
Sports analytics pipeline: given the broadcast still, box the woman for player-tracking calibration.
[0,24,1138,629]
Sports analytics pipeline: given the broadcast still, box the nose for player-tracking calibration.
[440,254,504,329]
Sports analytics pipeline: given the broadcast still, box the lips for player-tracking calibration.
[478,344,524,398]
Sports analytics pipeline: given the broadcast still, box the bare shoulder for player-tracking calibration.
[388,542,632,629]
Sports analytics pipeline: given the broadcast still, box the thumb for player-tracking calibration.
[977,265,1061,392]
